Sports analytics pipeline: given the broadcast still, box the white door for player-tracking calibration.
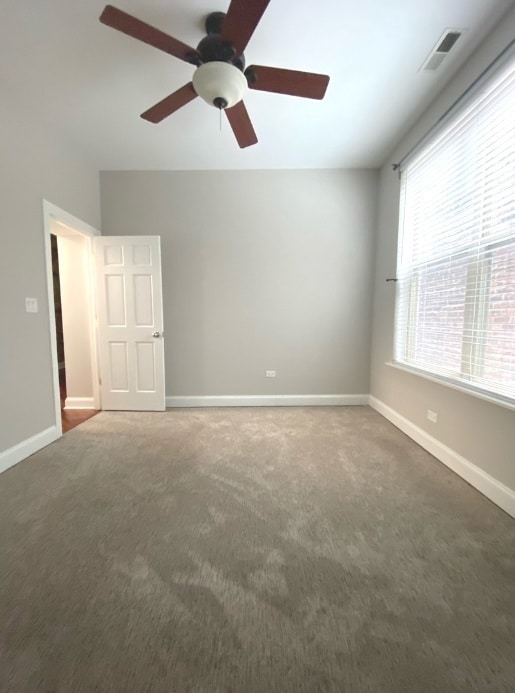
[94,236,165,411]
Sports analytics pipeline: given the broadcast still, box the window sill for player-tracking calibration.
[385,361,515,412]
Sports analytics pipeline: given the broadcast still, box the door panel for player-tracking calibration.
[94,236,165,411]
[133,274,154,325]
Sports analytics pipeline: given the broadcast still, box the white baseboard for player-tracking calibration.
[369,396,515,518]
[64,397,95,410]
[0,426,60,475]
[166,394,369,408]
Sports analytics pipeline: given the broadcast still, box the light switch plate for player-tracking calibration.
[25,297,38,313]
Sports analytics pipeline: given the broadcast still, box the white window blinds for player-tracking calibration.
[394,52,515,404]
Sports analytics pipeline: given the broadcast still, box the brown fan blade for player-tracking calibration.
[220,0,271,57]
[141,83,198,123]
[247,65,330,99]
[100,5,198,64]
[225,101,258,148]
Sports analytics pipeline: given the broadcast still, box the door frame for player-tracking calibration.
[43,200,101,435]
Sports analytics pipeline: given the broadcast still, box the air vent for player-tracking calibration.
[437,31,461,53]
[420,29,463,71]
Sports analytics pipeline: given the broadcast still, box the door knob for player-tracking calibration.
[152,331,162,338]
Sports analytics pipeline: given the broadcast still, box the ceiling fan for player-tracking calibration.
[99,0,330,148]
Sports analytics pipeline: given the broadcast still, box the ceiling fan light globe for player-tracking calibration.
[192,61,247,109]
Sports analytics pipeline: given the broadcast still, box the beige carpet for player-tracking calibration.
[1,406,514,692]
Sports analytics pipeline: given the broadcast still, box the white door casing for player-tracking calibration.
[94,236,165,411]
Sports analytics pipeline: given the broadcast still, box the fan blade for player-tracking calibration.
[225,101,258,148]
[141,83,198,123]
[247,65,330,99]
[100,5,198,64]
[220,0,271,56]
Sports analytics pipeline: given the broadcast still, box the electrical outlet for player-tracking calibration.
[25,297,38,313]
[265,370,276,378]
[427,409,438,423]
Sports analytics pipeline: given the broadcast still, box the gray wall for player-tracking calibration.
[100,169,378,397]
[0,92,100,452]
[370,7,515,490]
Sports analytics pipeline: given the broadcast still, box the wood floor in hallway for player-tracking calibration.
[59,368,99,432]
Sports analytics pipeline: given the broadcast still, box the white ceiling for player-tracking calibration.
[1,0,512,170]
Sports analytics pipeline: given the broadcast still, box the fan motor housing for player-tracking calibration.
[196,12,245,71]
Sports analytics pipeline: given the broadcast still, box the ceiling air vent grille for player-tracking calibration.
[437,31,461,53]
[421,29,463,71]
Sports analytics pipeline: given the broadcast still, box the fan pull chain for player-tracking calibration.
[219,107,222,132]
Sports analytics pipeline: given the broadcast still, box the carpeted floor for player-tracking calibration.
[0,406,514,692]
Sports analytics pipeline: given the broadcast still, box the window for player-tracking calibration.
[394,52,515,405]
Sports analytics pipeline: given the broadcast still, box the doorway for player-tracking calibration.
[43,200,101,436]
[50,234,99,432]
